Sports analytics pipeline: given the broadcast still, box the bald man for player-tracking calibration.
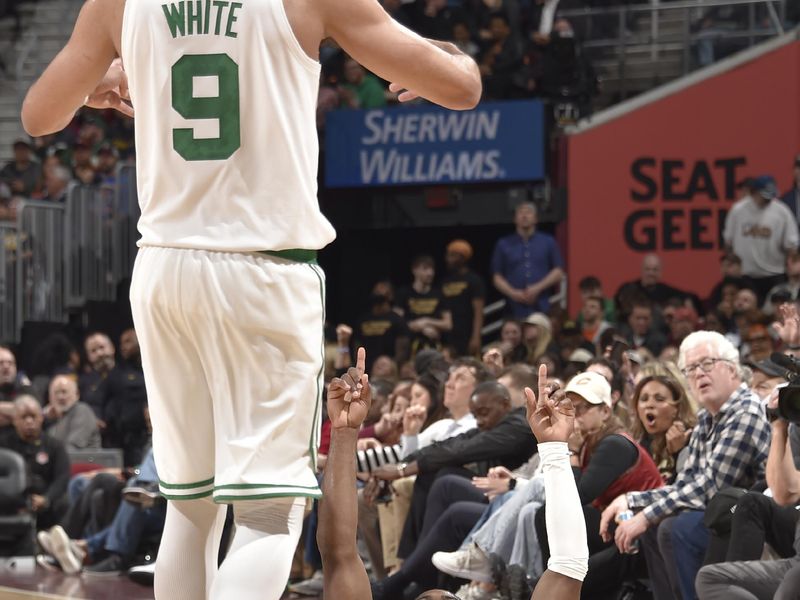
[614,254,694,319]
[45,375,101,451]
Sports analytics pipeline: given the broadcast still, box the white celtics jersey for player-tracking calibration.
[121,0,336,252]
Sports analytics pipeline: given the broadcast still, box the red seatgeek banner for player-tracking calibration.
[566,39,800,315]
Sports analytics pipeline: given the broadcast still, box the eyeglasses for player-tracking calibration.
[680,357,729,378]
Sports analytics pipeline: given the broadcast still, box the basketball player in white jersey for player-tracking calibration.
[21,1,480,598]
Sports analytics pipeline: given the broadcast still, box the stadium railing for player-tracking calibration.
[1,164,141,343]
[559,0,791,100]
[15,199,66,330]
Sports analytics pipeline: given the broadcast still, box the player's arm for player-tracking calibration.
[317,348,372,599]
[21,0,127,136]
[525,366,586,600]
[320,0,480,110]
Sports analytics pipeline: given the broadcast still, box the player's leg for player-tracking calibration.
[192,251,326,599]
[155,498,227,600]
[130,247,222,599]
[531,442,588,600]
[209,498,306,600]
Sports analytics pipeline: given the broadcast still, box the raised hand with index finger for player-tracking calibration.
[327,347,372,430]
[525,364,575,444]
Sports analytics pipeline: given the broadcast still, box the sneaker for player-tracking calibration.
[83,553,126,576]
[127,562,155,586]
[36,554,61,572]
[122,481,161,508]
[432,543,492,583]
[287,570,324,595]
[45,526,83,575]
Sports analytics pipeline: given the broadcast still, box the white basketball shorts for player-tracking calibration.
[130,246,325,502]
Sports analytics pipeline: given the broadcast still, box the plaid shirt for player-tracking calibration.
[627,384,770,522]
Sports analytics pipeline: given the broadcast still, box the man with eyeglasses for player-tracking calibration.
[600,330,770,600]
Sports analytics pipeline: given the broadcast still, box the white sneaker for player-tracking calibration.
[46,525,83,575]
[38,527,87,567]
[432,543,492,583]
[287,570,324,596]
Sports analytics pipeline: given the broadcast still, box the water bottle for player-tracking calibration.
[617,510,640,554]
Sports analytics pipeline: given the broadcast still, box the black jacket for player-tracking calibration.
[0,431,70,511]
[409,407,537,476]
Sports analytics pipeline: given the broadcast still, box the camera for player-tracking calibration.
[768,353,800,424]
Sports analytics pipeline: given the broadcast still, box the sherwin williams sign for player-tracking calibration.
[324,100,545,188]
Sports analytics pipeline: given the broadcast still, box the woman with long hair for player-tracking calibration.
[630,363,697,484]
[523,313,554,364]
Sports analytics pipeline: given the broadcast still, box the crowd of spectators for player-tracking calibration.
[0,328,165,578]
[315,0,599,128]
[0,109,132,221]
[265,159,800,599]
[2,154,800,597]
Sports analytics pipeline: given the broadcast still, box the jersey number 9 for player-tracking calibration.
[171,53,240,161]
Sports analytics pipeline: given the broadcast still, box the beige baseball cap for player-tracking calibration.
[565,371,612,408]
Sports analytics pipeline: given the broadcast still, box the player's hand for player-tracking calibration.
[525,364,574,443]
[85,58,134,118]
[599,494,629,542]
[389,82,419,103]
[327,347,371,430]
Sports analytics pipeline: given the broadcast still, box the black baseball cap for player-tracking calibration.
[746,359,786,379]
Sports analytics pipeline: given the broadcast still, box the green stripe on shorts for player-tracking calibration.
[258,248,318,263]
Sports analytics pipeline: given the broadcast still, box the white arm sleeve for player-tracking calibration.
[539,441,589,582]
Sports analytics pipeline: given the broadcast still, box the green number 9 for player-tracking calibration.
[171,53,241,161]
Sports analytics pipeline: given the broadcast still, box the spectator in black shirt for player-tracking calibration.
[396,255,453,357]
[479,12,523,99]
[442,239,486,357]
[104,329,149,467]
[615,254,692,320]
[0,396,70,531]
[618,297,668,358]
[79,330,148,466]
[536,19,598,117]
[79,332,116,424]
[354,281,410,371]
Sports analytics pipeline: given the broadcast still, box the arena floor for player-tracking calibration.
[0,567,320,599]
